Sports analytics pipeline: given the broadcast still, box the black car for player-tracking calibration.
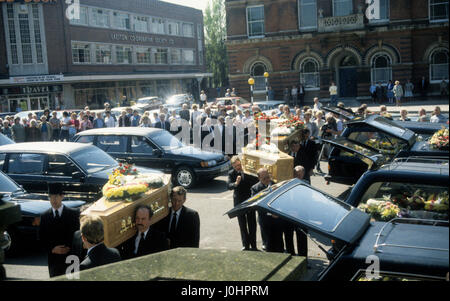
[343,157,448,222]
[0,142,164,202]
[226,179,449,281]
[0,171,85,254]
[324,115,449,185]
[73,127,230,189]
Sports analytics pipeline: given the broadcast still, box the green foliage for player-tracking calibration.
[204,0,229,88]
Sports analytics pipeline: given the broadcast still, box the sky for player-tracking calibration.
[161,0,211,12]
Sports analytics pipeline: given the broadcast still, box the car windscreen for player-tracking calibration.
[150,131,184,151]
[0,172,20,193]
[268,184,352,232]
[71,147,119,174]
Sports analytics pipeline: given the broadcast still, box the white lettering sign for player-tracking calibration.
[10,74,64,84]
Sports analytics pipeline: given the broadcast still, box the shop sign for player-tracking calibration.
[0,85,62,95]
[10,74,64,84]
[111,33,175,45]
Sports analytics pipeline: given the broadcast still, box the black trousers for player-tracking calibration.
[48,253,68,278]
[237,211,257,249]
[295,228,308,257]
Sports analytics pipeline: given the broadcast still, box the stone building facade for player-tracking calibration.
[225,0,449,102]
[0,0,209,112]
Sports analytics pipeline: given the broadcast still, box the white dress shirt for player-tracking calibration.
[52,205,64,218]
[134,228,150,255]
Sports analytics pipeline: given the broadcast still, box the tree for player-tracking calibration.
[204,0,229,88]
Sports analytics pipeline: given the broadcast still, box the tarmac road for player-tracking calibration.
[4,162,349,281]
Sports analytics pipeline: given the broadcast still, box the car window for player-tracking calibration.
[47,155,80,177]
[96,136,127,153]
[150,131,183,151]
[0,171,20,193]
[131,136,155,154]
[358,182,448,221]
[76,135,95,144]
[348,131,408,156]
[71,147,118,174]
[8,153,45,175]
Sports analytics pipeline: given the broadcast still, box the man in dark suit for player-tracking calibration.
[154,113,171,131]
[79,216,121,271]
[154,186,200,249]
[119,205,169,259]
[38,183,80,278]
[179,104,191,123]
[419,76,429,99]
[228,156,259,250]
[118,110,130,127]
[295,129,317,183]
[251,168,284,253]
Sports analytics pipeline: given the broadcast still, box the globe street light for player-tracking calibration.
[264,72,269,101]
[248,77,255,105]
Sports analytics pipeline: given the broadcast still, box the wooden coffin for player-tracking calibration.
[241,147,294,183]
[81,175,171,248]
[271,128,305,153]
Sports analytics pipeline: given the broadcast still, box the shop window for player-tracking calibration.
[300,58,320,89]
[72,43,91,64]
[430,0,449,22]
[154,48,168,65]
[116,46,133,64]
[371,53,392,84]
[430,49,449,82]
[136,47,151,64]
[171,48,182,64]
[298,0,317,30]
[251,62,268,91]
[247,5,264,38]
[95,44,112,64]
[333,0,353,16]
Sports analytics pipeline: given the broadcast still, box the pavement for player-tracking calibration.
[340,97,449,114]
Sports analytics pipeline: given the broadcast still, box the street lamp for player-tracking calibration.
[264,72,269,101]
[248,77,255,105]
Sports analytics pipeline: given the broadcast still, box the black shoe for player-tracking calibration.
[241,247,250,251]
[262,245,267,251]
[249,247,259,251]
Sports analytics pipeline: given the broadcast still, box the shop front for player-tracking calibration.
[0,84,63,112]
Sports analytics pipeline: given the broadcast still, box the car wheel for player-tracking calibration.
[174,166,196,189]
[3,227,18,257]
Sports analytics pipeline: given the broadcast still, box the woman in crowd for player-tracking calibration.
[39,116,52,141]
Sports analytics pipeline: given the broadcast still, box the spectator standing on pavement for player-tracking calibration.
[295,129,318,183]
[386,80,394,104]
[283,87,290,104]
[139,116,152,127]
[228,156,259,251]
[11,117,26,142]
[440,79,449,98]
[313,97,322,113]
[200,90,207,106]
[399,109,411,121]
[418,108,430,122]
[39,116,52,141]
[1,121,12,139]
[80,114,93,132]
[404,79,414,102]
[430,106,448,124]
[60,112,71,142]
[298,83,305,107]
[130,110,141,127]
[93,112,105,128]
[104,111,116,128]
[225,88,232,97]
[268,86,275,100]
[304,111,319,139]
[118,110,131,127]
[419,76,429,100]
[329,82,338,107]
[79,216,121,271]
[376,82,384,104]
[291,85,298,107]
[49,111,61,141]
[231,88,237,97]
[393,81,403,107]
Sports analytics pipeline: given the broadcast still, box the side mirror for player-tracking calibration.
[153,149,163,157]
[72,172,85,181]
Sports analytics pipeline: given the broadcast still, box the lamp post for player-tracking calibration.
[264,72,269,101]
[248,77,255,105]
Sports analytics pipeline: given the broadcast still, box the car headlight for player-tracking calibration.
[201,160,217,168]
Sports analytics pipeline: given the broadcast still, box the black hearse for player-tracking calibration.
[226,179,449,281]
[73,127,230,188]
[324,115,448,185]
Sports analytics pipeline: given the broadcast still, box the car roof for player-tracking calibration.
[0,142,93,154]
[75,127,164,136]
[379,158,449,176]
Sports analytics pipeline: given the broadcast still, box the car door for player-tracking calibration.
[128,135,166,171]
[95,135,129,163]
[45,154,93,201]
[6,153,47,194]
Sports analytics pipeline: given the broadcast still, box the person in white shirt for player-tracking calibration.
[329,82,338,107]
[313,97,322,113]
[200,90,207,106]
[104,111,116,128]
[291,86,298,107]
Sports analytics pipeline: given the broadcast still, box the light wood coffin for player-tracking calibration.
[81,175,171,248]
[241,147,294,183]
[270,128,304,153]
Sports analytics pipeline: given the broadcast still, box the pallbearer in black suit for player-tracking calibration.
[119,205,169,259]
[38,183,80,278]
[228,156,259,250]
[79,216,121,271]
[154,186,200,249]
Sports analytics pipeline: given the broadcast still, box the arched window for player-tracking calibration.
[251,62,267,91]
[300,58,320,88]
[371,53,392,84]
[430,49,449,81]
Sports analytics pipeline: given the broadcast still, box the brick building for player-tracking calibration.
[0,0,209,112]
[225,0,449,102]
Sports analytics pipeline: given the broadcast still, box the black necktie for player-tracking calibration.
[136,232,145,255]
[170,213,177,235]
[54,210,59,219]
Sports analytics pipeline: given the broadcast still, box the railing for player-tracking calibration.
[318,13,364,32]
